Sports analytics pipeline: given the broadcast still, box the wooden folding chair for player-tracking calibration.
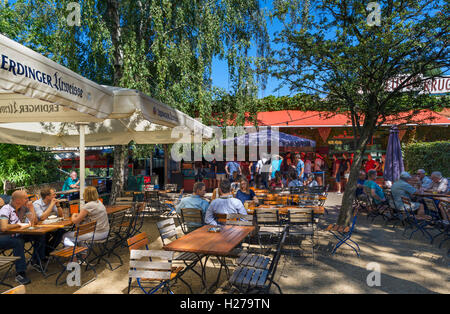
[156,219,201,291]
[128,249,182,294]
[179,208,204,234]
[229,226,287,294]
[287,208,315,264]
[326,208,360,257]
[0,256,20,288]
[48,221,97,286]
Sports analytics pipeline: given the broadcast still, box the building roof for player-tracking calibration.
[244,110,449,127]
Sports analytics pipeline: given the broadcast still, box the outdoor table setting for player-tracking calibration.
[163,224,255,293]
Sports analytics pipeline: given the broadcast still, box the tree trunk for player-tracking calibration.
[337,116,377,226]
[110,145,127,205]
[105,0,126,204]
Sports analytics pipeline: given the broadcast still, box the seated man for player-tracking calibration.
[364,170,387,205]
[356,170,367,198]
[33,188,65,256]
[305,173,318,188]
[288,171,302,188]
[176,182,209,230]
[416,169,432,190]
[391,172,425,215]
[0,190,45,285]
[205,179,247,226]
[424,171,448,194]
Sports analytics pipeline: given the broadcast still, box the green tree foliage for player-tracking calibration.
[1,0,270,200]
[270,0,449,224]
[0,144,60,193]
[403,141,450,177]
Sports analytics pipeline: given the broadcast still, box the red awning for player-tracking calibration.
[245,110,449,127]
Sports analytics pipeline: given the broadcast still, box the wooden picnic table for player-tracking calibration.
[163,225,254,293]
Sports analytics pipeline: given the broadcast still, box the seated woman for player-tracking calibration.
[269,171,284,189]
[235,177,258,205]
[62,186,110,247]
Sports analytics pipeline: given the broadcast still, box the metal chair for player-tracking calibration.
[48,221,97,286]
[128,249,182,294]
[254,208,281,254]
[0,256,20,288]
[401,196,433,242]
[422,198,449,244]
[286,208,315,264]
[156,218,202,291]
[229,226,287,294]
[126,232,188,294]
[326,208,361,257]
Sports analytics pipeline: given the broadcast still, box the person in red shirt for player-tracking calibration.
[365,154,377,173]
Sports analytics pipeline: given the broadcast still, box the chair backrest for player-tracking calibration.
[165,184,178,192]
[287,208,314,224]
[76,221,97,237]
[115,196,134,206]
[423,198,439,213]
[384,189,398,211]
[255,208,279,225]
[180,208,204,231]
[156,218,178,245]
[289,186,305,194]
[127,232,149,251]
[308,186,324,194]
[1,284,26,294]
[129,249,174,281]
[225,213,254,226]
[109,210,127,234]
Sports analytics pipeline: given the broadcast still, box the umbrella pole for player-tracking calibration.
[78,123,87,206]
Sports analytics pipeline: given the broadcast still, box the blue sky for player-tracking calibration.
[210,1,293,99]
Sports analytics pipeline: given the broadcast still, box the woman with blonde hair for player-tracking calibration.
[62,186,110,247]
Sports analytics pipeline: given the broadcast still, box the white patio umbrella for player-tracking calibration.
[0,34,211,201]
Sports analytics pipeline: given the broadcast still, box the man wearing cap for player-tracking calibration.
[391,172,425,214]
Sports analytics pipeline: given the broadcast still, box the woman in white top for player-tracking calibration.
[62,186,110,247]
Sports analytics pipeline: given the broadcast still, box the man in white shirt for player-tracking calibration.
[425,172,448,194]
[205,180,247,226]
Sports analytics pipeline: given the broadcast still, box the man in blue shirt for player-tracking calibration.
[295,154,304,182]
[364,170,386,204]
[225,161,241,180]
[416,169,432,190]
[176,182,209,230]
[205,180,247,226]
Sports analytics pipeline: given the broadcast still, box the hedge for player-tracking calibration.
[403,141,450,177]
